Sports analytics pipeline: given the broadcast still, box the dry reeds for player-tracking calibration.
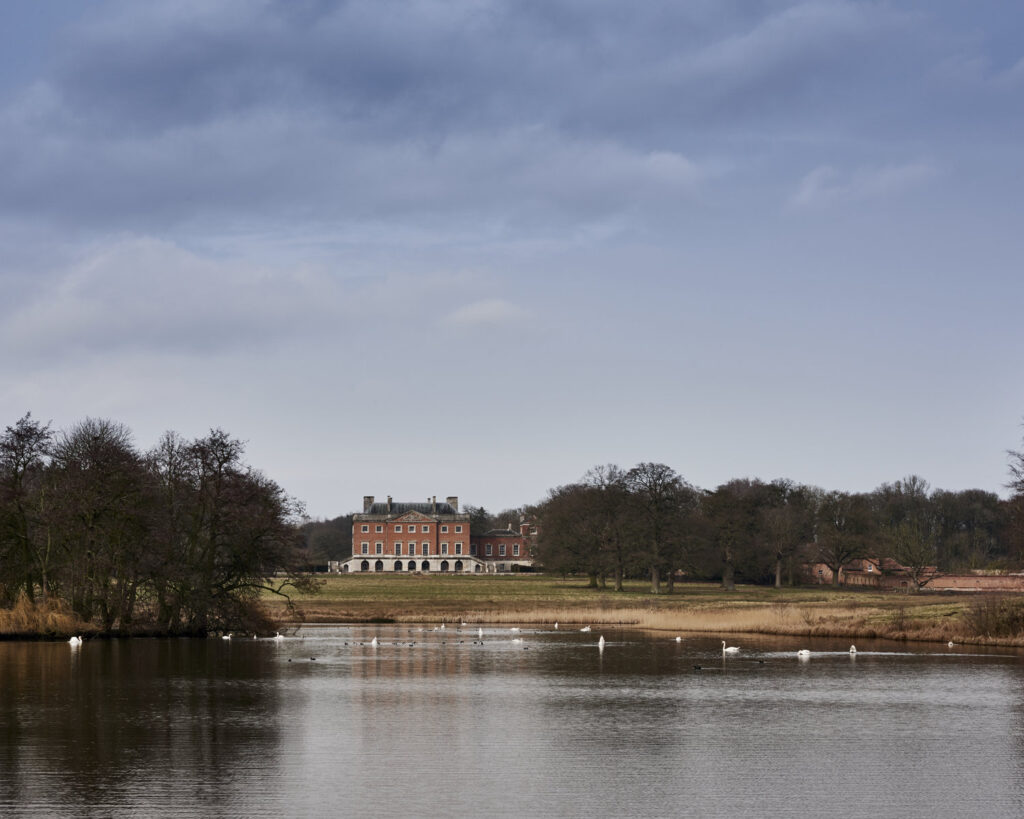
[0,593,89,638]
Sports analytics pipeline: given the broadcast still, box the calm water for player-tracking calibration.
[1,626,1022,818]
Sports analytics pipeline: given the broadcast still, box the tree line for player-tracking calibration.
[0,414,314,634]
[531,460,1024,593]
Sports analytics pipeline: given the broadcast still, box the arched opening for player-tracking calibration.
[454,560,464,572]
[421,560,430,572]
[374,560,384,572]
[440,560,450,572]
[342,564,350,572]
[474,564,482,573]
[360,560,369,572]
[394,561,403,572]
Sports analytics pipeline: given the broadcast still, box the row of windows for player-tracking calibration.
[357,542,523,557]
[359,523,464,533]
[482,543,519,556]
[359,542,465,556]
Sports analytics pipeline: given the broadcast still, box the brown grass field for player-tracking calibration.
[264,574,1024,647]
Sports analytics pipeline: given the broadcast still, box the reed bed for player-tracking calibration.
[0,593,90,638]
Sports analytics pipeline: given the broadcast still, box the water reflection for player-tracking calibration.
[1,629,1022,818]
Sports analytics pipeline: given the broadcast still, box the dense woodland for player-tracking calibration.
[529,461,1024,592]
[0,414,314,635]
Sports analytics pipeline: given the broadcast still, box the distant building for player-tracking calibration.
[331,495,537,573]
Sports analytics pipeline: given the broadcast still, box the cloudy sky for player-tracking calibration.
[2,0,1023,518]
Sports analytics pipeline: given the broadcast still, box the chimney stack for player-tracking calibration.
[363,496,374,513]
[446,496,458,512]
[387,495,392,513]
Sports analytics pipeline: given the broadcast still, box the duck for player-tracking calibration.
[721,640,739,654]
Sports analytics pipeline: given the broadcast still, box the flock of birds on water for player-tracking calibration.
[67,628,960,666]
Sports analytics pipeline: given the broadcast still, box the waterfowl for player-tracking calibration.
[721,640,739,654]
[580,626,592,633]
[849,645,857,654]
[675,636,682,643]
[370,637,379,647]
[478,627,483,638]
[68,635,82,646]
[797,649,811,658]
[948,640,955,648]
[273,632,285,641]
[598,636,606,648]
[554,622,559,630]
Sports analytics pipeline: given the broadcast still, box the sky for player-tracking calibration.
[2,0,1023,519]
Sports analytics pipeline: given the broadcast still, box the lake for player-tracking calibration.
[1,625,1022,818]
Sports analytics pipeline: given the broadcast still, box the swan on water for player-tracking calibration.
[849,645,857,654]
[598,636,606,648]
[68,635,82,646]
[273,632,284,641]
[554,622,559,630]
[512,637,524,644]
[221,634,231,640]
[580,626,592,633]
[510,627,521,633]
[797,649,811,658]
[370,637,379,647]
[948,640,955,648]
[478,627,483,638]
[721,640,739,654]
[675,636,682,643]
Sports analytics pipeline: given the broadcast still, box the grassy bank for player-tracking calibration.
[265,574,1024,647]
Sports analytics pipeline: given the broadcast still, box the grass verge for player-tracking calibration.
[263,574,1024,647]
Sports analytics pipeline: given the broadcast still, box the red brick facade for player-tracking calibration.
[335,495,537,573]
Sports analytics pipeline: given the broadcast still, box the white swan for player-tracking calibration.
[68,635,82,646]
[370,637,379,647]
[580,626,591,633]
[675,636,682,643]
[273,632,284,641]
[598,636,606,648]
[948,640,955,648]
[721,640,739,654]
[554,622,559,630]
[512,637,524,644]
[478,627,483,638]
[797,649,811,658]
[221,633,231,640]
[849,645,857,654]
[510,627,521,633]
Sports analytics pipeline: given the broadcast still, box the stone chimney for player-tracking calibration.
[387,495,392,513]
[446,496,458,512]
[363,496,374,513]
[520,521,531,536]
[432,495,437,513]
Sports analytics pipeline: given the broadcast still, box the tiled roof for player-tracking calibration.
[367,501,458,516]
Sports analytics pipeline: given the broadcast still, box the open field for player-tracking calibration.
[265,574,1024,647]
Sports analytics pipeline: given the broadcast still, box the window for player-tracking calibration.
[361,524,369,533]
[395,525,402,533]
[361,542,369,555]
[395,543,402,556]
[499,544,506,556]
[455,525,463,533]
[422,525,429,533]
[375,525,383,533]
[375,542,383,555]
[470,544,477,556]
[409,543,416,556]
[422,542,430,555]
[441,543,449,555]
[513,544,520,556]
[486,544,493,556]
[455,543,462,555]
[441,525,449,533]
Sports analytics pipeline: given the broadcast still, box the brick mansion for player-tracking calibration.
[332,495,537,574]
